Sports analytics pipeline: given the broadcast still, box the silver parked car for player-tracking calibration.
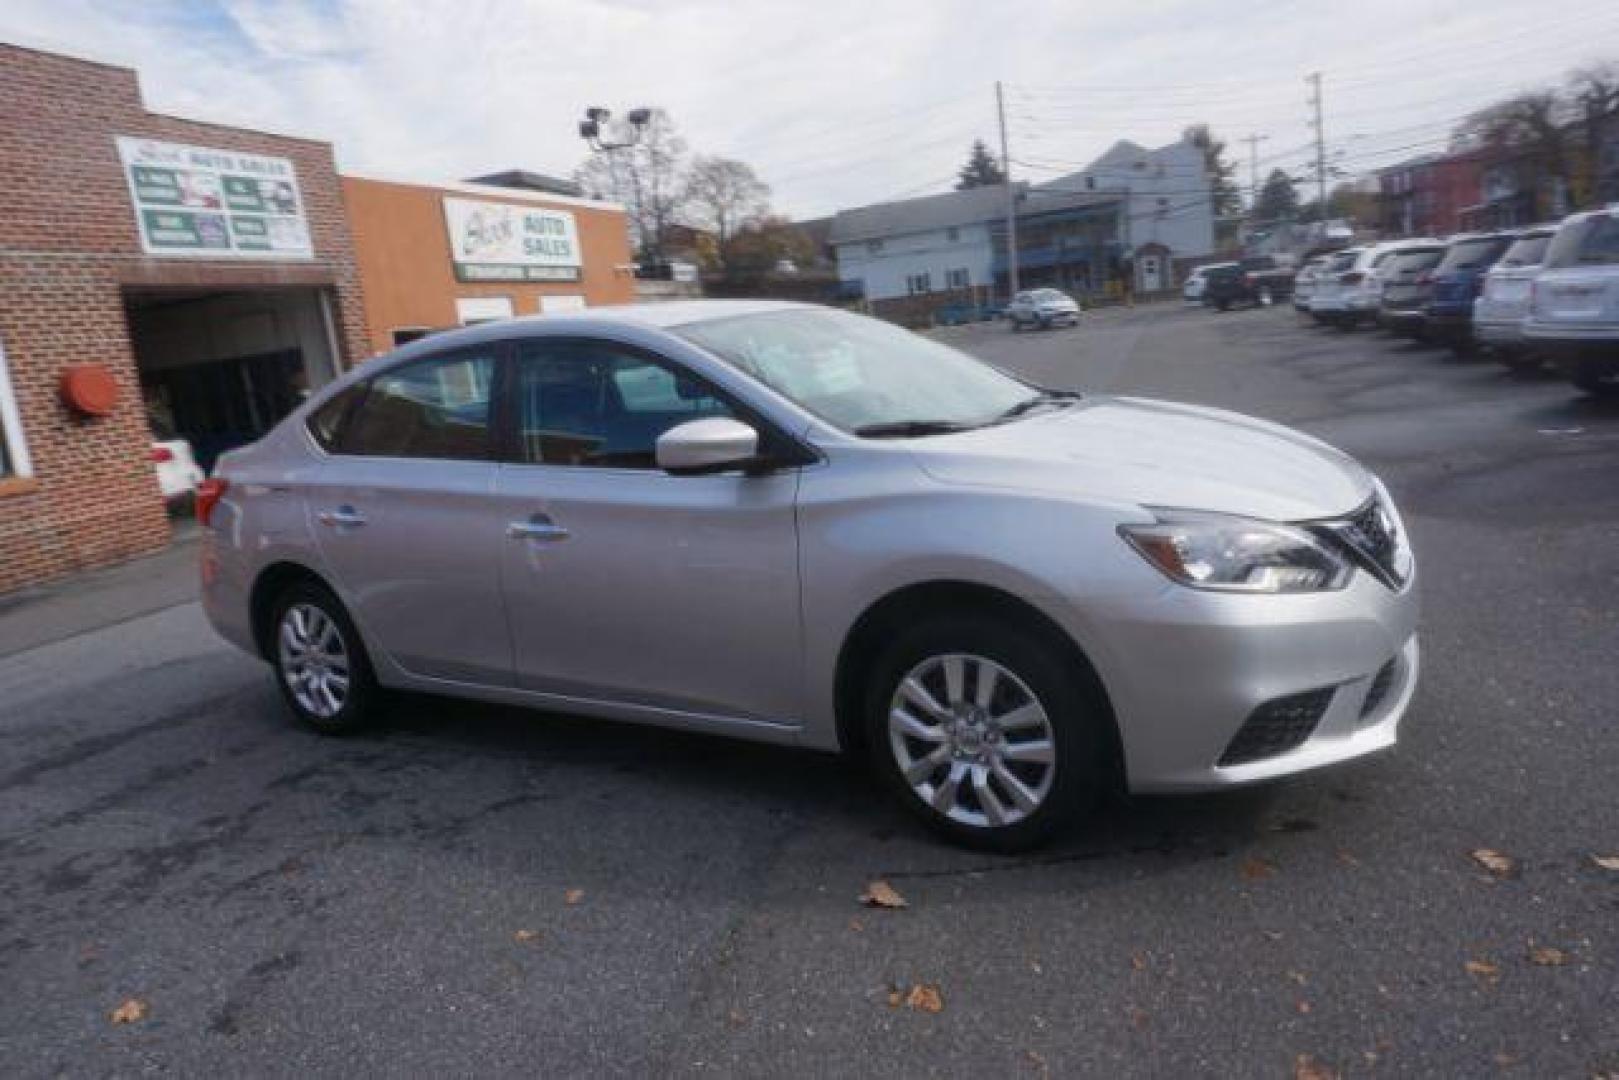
[200,301,1420,850]
[1007,288,1081,330]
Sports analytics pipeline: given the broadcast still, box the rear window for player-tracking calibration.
[1390,249,1444,273]
[1436,237,1511,272]
[1326,252,1358,273]
[1498,232,1552,267]
[1543,214,1619,268]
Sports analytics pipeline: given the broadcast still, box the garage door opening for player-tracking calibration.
[124,286,342,472]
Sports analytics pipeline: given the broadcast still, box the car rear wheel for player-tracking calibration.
[864,617,1106,851]
[271,582,378,734]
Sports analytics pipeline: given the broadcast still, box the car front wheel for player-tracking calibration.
[271,582,378,734]
[865,617,1106,851]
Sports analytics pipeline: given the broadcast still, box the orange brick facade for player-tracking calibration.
[343,176,635,356]
[0,45,367,594]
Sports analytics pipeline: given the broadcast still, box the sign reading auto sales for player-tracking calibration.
[443,196,582,282]
[116,136,314,259]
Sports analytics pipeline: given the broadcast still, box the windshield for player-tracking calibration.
[676,308,1038,435]
[1543,215,1619,268]
[1498,232,1552,267]
[1034,289,1069,301]
[1437,237,1511,272]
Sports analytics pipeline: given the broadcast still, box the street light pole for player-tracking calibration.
[996,80,1019,299]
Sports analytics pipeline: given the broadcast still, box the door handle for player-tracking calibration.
[317,505,367,528]
[507,515,569,542]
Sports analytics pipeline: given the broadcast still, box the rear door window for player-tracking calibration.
[1544,215,1619,267]
[337,350,497,460]
[1498,232,1552,267]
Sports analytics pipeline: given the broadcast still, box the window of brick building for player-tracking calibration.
[0,337,32,480]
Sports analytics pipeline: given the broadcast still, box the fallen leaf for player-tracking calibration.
[1335,848,1361,868]
[1029,959,1043,975]
[1261,930,1285,942]
[1591,854,1619,872]
[1128,1006,1150,1030]
[848,917,864,932]
[904,984,943,1013]
[1241,856,1277,881]
[513,929,539,944]
[1296,1000,1313,1015]
[886,988,903,1008]
[1492,1051,1520,1067]
[1294,1054,1338,1080]
[1465,959,1500,981]
[564,888,584,906]
[726,1009,745,1028]
[1130,952,1147,971]
[109,998,147,1024]
[1470,849,1517,878]
[1527,945,1569,967]
[1288,970,1309,986]
[1024,1048,1049,1075]
[859,880,908,909]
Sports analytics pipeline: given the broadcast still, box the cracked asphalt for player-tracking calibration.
[1,302,1616,1077]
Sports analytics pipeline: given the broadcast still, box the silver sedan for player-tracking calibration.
[200,301,1419,850]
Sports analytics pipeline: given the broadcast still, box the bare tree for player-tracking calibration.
[574,109,690,266]
[1569,62,1619,206]
[1455,92,1576,218]
[683,155,771,263]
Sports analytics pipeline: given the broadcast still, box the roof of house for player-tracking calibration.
[829,184,1016,244]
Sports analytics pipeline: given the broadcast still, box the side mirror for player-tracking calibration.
[656,417,760,475]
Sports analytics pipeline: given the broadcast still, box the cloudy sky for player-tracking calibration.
[4,0,1617,218]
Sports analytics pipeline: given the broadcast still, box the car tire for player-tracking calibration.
[863,615,1108,852]
[1572,359,1619,397]
[269,581,379,735]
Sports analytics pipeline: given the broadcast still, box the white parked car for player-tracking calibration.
[1292,257,1328,311]
[1473,226,1555,369]
[1312,242,1435,328]
[151,437,206,504]
[1524,207,1619,395]
[1008,288,1081,330]
[1183,263,1236,303]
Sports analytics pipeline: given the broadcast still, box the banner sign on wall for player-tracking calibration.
[443,197,582,282]
[116,136,314,260]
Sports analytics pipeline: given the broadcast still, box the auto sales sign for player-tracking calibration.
[116,136,313,259]
[443,197,582,282]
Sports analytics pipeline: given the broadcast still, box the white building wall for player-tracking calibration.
[835,222,995,302]
[1058,140,1215,261]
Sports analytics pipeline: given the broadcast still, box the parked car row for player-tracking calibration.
[1293,207,1619,395]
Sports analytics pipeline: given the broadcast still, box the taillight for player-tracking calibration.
[1341,272,1364,285]
[195,477,229,527]
[149,446,174,463]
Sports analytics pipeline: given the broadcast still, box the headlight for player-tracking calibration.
[1119,511,1352,593]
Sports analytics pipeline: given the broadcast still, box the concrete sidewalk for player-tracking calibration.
[0,523,203,658]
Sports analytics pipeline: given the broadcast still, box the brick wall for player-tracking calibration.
[0,44,367,594]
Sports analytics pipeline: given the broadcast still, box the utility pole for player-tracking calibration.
[1241,133,1269,209]
[1306,73,1327,222]
[996,80,1019,298]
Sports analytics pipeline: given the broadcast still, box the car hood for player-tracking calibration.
[909,396,1372,521]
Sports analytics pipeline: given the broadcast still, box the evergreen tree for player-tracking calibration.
[955,139,1006,189]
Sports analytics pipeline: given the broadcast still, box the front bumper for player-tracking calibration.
[1083,567,1420,794]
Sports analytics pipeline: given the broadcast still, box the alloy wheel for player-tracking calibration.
[887,652,1057,829]
[277,602,351,719]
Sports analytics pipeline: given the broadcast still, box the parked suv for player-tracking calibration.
[1292,256,1328,312]
[1473,226,1556,370]
[200,301,1419,850]
[1525,208,1619,394]
[1424,232,1515,354]
[1377,243,1449,337]
[1204,256,1295,310]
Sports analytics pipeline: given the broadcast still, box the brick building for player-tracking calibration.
[0,44,369,593]
[1377,152,1487,237]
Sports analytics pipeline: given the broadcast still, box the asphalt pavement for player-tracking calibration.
[2,302,1616,1077]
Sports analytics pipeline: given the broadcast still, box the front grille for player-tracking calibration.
[1219,688,1336,767]
[1360,658,1399,719]
[1315,496,1407,589]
